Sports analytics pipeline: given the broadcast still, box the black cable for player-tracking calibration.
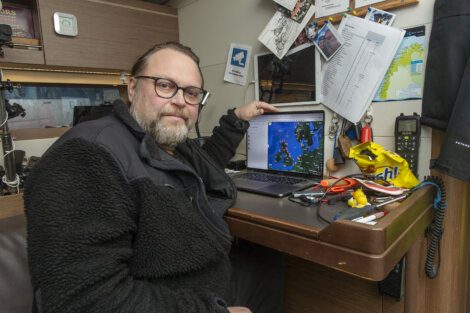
[413,176,446,279]
[195,104,204,139]
[195,121,202,138]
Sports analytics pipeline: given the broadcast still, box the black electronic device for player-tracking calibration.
[394,113,421,177]
[0,24,13,57]
[72,105,114,126]
[378,257,405,301]
[0,24,12,45]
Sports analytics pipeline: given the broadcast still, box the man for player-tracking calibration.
[24,42,279,313]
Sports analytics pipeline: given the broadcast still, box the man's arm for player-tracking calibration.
[233,101,278,121]
[202,101,278,168]
[24,138,229,313]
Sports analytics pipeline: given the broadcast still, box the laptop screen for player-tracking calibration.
[246,111,325,177]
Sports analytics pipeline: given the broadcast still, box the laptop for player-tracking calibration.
[231,110,325,197]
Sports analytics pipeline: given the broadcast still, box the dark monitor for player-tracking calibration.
[72,105,114,126]
[254,43,322,107]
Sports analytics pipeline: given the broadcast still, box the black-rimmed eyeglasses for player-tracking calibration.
[134,76,210,106]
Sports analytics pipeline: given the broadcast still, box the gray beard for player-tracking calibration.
[130,106,189,150]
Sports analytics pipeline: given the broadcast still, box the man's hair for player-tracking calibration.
[130,41,204,87]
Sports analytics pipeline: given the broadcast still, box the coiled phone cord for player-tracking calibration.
[413,176,446,278]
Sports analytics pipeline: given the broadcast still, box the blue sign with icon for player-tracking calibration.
[230,48,247,68]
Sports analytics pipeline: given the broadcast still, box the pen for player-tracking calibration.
[292,190,325,198]
[355,211,388,223]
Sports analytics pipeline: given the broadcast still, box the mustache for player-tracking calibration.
[158,107,189,122]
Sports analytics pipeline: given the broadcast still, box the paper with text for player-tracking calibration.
[355,0,385,9]
[315,0,349,18]
[258,5,315,59]
[321,15,405,123]
[273,0,297,11]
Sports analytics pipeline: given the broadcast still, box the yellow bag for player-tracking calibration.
[349,141,419,189]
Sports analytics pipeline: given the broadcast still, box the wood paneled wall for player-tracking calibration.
[39,0,179,70]
[421,130,470,313]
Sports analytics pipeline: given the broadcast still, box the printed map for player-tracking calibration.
[374,26,425,102]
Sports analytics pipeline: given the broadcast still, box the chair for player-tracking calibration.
[0,214,33,313]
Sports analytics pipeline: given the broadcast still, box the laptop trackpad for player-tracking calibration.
[235,179,272,190]
[260,184,296,196]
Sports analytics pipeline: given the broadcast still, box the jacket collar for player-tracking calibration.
[112,99,146,141]
[112,99,173,161]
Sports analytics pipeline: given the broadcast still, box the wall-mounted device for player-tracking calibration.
[53,12,78,37]
[394,113,421,176]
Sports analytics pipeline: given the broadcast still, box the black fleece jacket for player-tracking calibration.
[24,100,249,313]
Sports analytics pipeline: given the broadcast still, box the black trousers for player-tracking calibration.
[229,240,285,313]
[421,0,470,181]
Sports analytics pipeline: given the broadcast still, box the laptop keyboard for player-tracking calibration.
[236,172,307,185]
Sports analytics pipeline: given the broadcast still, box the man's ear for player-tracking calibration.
[127,77,136,103]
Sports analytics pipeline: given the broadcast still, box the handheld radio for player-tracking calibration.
[394,113,421,177]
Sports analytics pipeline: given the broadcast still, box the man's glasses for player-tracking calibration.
[134,76,209,106]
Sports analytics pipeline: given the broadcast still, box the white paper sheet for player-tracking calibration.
[224,43,252,86]
[315,0,349,18]
[258,5,315,59]
[355,0,385,9]
[273,0,297,11]
[321,15,405,123]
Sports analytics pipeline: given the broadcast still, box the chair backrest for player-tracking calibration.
[0,214,33,313]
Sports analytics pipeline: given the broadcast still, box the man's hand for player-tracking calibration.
[228,306,252,313]
[234,101,279,121]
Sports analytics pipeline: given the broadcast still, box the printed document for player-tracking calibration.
[355,0,385,9]
[315,0,349,18]
[258,5,315,59]
[321,15,405,123]
[273,0,297,11]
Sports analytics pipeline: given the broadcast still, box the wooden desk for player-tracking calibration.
[226,187,434,281]
[226,187,435,313]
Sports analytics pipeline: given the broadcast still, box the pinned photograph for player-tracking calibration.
[293,29,309,47]
[305,21,317,42]
[313,23,343,60]
[365,7,396,26]
[290,0,312,22]
[276,0,311,23]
